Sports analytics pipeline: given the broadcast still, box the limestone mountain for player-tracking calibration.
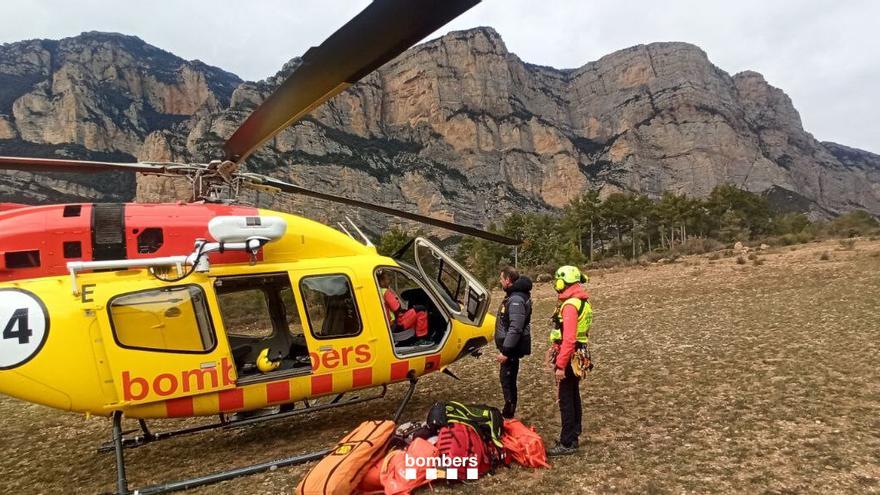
[1,28,877,230]
[0,31,240,202]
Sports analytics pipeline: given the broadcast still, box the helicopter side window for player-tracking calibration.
[216,288,275,338]
[109,285,215,353]
[300,274,362,339]
[215,274,311,377]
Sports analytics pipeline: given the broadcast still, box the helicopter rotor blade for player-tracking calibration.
[223,0,480,164]
[257,177,521,245]
[0,156,171,174]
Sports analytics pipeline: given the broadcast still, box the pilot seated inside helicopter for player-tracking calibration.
[378,270,430,347]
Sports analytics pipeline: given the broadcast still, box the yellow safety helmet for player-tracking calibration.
[256,348,281,373]
[554,265,587,292]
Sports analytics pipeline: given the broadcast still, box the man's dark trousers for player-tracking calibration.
[558,363,582,447]
[500,357,520,418]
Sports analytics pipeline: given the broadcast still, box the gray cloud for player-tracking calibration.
[1,0,877,152]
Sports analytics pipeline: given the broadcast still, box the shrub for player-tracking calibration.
[772,213,812,235]
[590,256,628,270]
[838,239,856,250]
[645,251,666,263]
[830,210,879,237]
[819,251,830,261]
[682,238,723,255]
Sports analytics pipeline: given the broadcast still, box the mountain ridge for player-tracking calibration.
[1,28,877,230]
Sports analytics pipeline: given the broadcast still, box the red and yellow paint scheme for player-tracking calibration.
[0,202,494,419]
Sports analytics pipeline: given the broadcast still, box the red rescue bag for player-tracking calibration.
[435,423,495,477]
[500,419,550,468]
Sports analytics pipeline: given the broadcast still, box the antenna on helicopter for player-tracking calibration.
[337,222,355,239]
[345,216,374,247]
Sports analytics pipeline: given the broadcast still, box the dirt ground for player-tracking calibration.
[1,239,878,494]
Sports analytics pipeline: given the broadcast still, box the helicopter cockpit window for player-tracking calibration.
[215,274,311,378]
[300,275,362,339]
[109,285,215,353]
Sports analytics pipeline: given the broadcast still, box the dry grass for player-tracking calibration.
[1,240,878,494]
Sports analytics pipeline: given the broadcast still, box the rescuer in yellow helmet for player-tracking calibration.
[547,265,592,456]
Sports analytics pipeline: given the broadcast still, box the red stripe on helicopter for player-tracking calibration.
[218,388,245,412]
[165,397,194,418]
[311,374,332,395]
[266,381,291,403]
[390,361,410,381]
[352,367,372,388]
[0,203,260,283]
[424,354,441,373]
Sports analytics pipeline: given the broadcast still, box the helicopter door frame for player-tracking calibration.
[291,268,376,395]
[212,272,313,386]
[96,279,237,407]
[412,237,491,326]
[374,265,452,359]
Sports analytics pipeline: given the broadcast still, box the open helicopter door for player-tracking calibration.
[94,281,236,407]
[413,238,490,326]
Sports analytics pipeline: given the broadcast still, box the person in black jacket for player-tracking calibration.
[494,266,532,419]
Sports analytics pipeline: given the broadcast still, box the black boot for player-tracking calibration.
[547,441,579,457]
[501,401,516,419]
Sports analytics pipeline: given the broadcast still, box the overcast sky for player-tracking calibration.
[1,0,877,153]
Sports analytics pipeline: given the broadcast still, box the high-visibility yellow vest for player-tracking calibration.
[549,298,591,343]
[380,288,396,323]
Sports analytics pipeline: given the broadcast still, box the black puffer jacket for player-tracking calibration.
[494,276,533,358]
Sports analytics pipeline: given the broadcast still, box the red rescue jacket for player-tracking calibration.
[555,284,590,370]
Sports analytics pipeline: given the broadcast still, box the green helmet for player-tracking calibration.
[554,265,587,284]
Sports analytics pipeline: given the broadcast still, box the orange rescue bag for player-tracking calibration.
[500,419,550,468]
[296,420,395,495]
[356,449,393,494]
[380,438,439,495]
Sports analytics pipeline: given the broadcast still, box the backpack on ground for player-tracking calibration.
[296,420,395,495]
[427,401,504,447]
[500,418,550,468]
[435,423,495,477]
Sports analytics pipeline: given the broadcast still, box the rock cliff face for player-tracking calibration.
[1,28,877,228]
[0,32,240,203]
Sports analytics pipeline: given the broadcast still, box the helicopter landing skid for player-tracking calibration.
[107,375,418,495]
[98,385,389,454]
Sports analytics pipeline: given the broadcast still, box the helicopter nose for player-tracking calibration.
[480,313,497,339]
[0,288,70,409]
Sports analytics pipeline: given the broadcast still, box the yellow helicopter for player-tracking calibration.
[0,1,519,493]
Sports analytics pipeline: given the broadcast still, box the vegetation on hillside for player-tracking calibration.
[379,185,880,286]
